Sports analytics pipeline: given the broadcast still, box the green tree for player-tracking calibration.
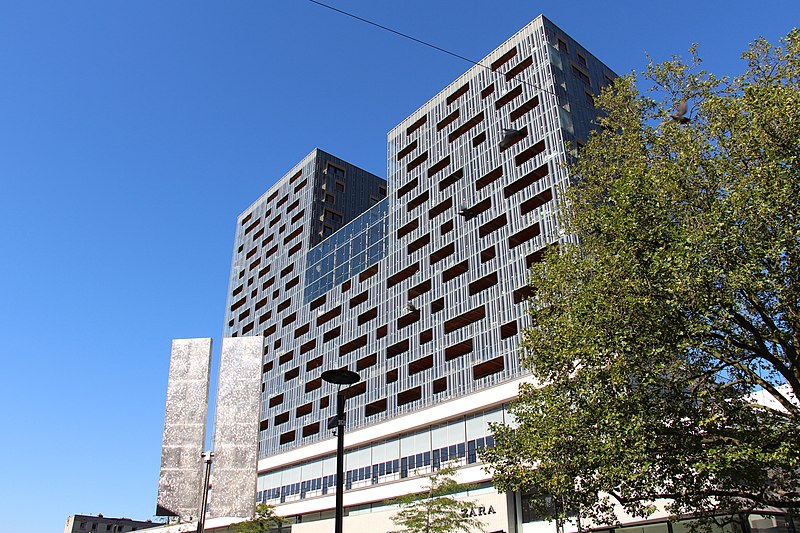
[483,30,800,526]
[389,464,486,533]
[232,503,287,533]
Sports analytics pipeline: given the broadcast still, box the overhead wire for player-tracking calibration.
[306,0,606,116]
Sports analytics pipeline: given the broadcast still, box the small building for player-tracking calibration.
[64,514,159,533]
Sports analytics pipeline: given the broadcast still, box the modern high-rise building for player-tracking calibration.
[214,15,616,532]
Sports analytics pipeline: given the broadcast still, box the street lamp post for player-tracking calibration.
[196,451,213,533]
[321,369,361,533]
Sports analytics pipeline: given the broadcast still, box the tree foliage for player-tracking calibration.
[389,464,486,533]
[232,503,287,533]
[483,30,800,526]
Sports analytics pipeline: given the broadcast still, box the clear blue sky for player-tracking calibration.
[0,1,797,531]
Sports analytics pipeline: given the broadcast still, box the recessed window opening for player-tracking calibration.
[491,47,518,71]
[475,167,503,191]
[439,168,465,191]
[496,86,523,110]
[442,260,470,283]
[406,115,427,136]
[397,386,422,406]
[520,188,553,215]
[473,356,505,380]
[407,190,430,211]
[429,198,453,219]
[436,109,460,131]
[407,233,431,255]
[408,354,434,375]
[508,223,541,249]
[514,140,546,167]
[448,111,485,143]
[478,214,508,238]
[397,218,419,239]
[407,152,429,173]
[510,96,540,122]
[446,81,470,105]
[427,156,451,178]
[340,335,368,356]
[397,140,418,161]
[505,56,533,81]
[445,338,473,361]
[397,177,419,198]
[468,271,499,296]
[444,305,486,334]
[387,339,410,358]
